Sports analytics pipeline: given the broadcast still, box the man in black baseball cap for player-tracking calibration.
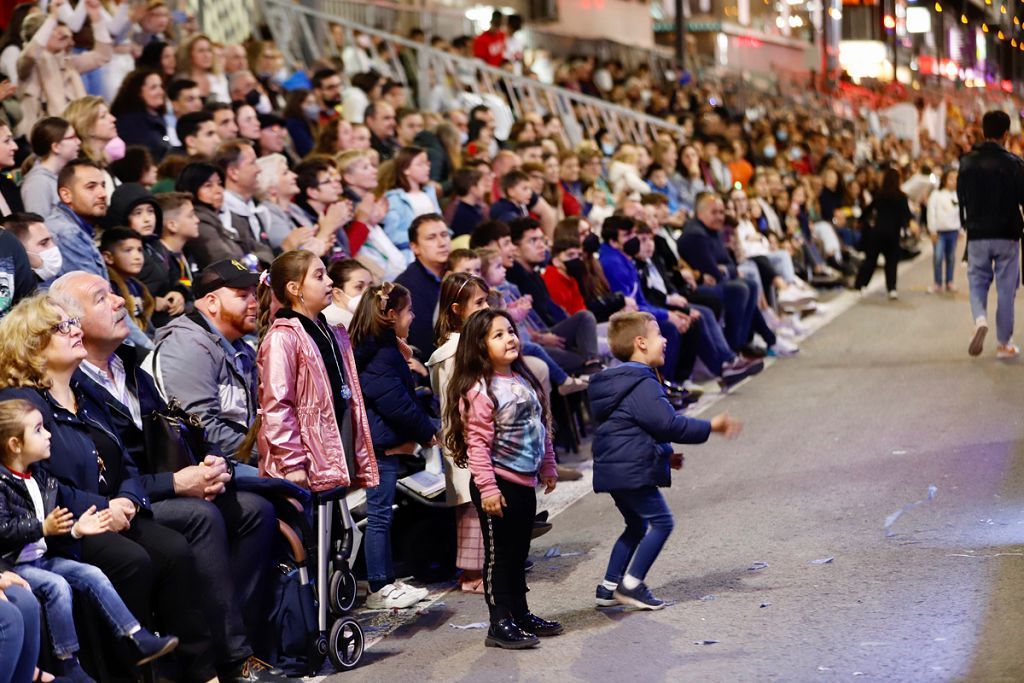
[192,257,261,299]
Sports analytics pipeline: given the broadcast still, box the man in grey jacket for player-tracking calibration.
[150,259,259,460]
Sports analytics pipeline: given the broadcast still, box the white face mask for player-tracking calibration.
[31,245,63,281]
[345,290,364,313]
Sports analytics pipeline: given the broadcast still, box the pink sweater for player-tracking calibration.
[464,373,558,499]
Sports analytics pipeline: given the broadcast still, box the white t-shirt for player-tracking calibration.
[16,474,47,564]
[407,190,436,218]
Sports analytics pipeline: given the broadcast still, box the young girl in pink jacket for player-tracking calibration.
[250,250,379,492]
[443,308,561,650]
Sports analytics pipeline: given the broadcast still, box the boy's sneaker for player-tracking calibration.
[613,582,666,610]
[595,584,617,607]
[365,583,423,609]
[60,657,95,683]
[557,375,589,396]
[969,318,988,357]
[484,618,540,649]
[126,628,179,666]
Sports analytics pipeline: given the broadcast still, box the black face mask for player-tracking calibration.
[622,236,641,257]
[564,257,586,280]
[582,233,601,255]
[244,88,261,107]
[324,97,342,109]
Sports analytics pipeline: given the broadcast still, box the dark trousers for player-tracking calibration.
[604,487,675,584]
[80,516,216,682]
[700,281,754,351]
[471,477,535,623]
[152,489,275,667]
[543,310,600,372]
[0,586,39,683]
[656,318,700,384]
[855,230,900,291]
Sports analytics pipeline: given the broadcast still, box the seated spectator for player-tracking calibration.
[47,159,110,281]
[382,146,441,260]
[448,167,488,238]
[177,110,222,160]
[0,571,40,683]
[255,153,304,251]
[337,150,404,279]
[0,397,180,680]
[256,113,290,162]
[506,217,601,373]
[175,161,247,270]
[417,122,459,187]
[311,67,345,124]
[62,96,120,179]
[313,116,355,156]
[558,151,583,217]
[137,192,199,329]
[178,33,229,103]
[292,157,352,259]
[0,291,217,681]
[283,88,316,158]
[110,69,171,162]
[341,71,382,125]
[548,216,634,322]
[109,146,158,187]
[365,101,398,161]
[678,193,793,356]
[207,101,239,141]
[51,272,281,682]
[21,116,80,218]
[165,78,203,147]
[151,260,259,459]
[490,169,533,223]
[136,39,176,79]
[599,215,698,385]
[233,102,261,145]
[395,108,425,148]
[0,124,21,218]
[646,164,681,214]
[0,224,35,318]
[214,140,275,267]
[325,259,373,328]
[608,146,649,196]
[395,214,451,357]
[16,2,112,138]
[447,248,481,277]
[0,212,60,283]
[101,227,155,339]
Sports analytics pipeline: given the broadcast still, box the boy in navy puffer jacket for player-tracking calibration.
[588,312,742,610]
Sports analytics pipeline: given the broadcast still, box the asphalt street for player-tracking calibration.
[326,250,1024,682]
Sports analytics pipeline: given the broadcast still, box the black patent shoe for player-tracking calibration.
[484,618,541,649]
[515,612,564,637]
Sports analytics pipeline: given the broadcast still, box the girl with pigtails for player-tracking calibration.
[247,250,379,493]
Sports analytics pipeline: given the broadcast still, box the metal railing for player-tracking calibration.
[259,0,685,146]
[315,0,676,79]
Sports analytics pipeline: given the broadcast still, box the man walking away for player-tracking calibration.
[958,110,1024,359]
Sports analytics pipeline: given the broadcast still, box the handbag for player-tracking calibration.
[140,397,206,474]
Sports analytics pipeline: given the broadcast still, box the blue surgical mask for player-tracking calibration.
[763,145,776,159]
[776,129,789,142]
[601,142,615,156]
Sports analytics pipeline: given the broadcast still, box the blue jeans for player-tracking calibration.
[521,341,568,386]
[0,585,40,683]
[604,487,675,584]
[691,304,733,375]
[701,281,753,351]
[365,453,401,592]
[17,556,139,658]
[968,239,1020,345]
[934,231,959,286]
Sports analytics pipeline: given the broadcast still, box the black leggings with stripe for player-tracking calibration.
[470,477,536,624]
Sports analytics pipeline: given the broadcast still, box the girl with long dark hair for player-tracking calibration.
[443,308,561,650]
[853,167,916,298]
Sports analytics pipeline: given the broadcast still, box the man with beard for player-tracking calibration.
[312,67,344,124]
[46,159,111,281]
[150,259,260,459]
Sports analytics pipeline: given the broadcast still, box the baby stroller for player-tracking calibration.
[257,479,366,675]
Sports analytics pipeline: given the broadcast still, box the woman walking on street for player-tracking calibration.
[854,167,916,299]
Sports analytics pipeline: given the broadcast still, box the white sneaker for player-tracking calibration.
[394,580,429,602]
[777,287,816,308]
[770,337,799,356]
[365,583,425,610]
[557,375,589,396]
[887,290,899,300]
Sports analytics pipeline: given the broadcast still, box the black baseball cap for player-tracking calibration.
[258,113,286,129]
[193,259,260,298]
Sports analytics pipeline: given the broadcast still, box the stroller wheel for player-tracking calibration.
[328,617,364,670]
[329,566,358,614]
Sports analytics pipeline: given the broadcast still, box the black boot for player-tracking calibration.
[484,618,540,649]
[515,612,564,637]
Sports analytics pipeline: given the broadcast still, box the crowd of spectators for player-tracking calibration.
[0,0,995,680]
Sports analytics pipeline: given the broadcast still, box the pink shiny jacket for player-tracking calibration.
[256,317,380,491]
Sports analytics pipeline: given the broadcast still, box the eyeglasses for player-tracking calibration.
[52,318,82,336]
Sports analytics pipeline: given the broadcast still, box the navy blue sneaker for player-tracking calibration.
[595,585,617,607]
[613,582,665,610]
